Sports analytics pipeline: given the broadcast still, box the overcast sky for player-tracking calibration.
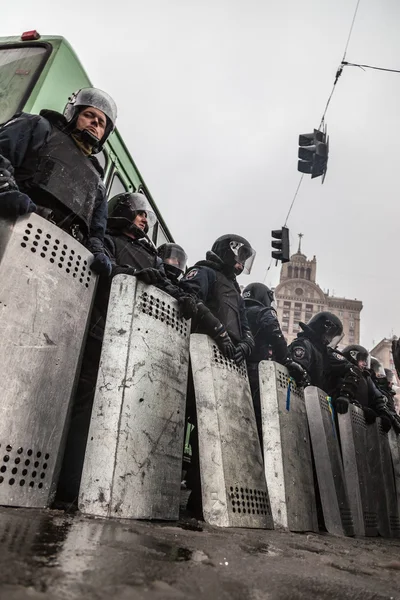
[2,0,399,349]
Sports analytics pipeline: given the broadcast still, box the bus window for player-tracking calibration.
[0,45,50,124]
[96,149,108,175]
[156,224,169,247]
[108,172,127,199]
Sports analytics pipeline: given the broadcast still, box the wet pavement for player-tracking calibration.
[0,507,399,599]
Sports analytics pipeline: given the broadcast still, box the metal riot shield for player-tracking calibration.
[388,430,400,516]
[258,361,318,532]
[189,334,273,529]
[0,213,96,508]
[376,420,400,537]
[366,420,390,537]
[338,406,378,536]
[79,275,190,520]
[304,387,354,536]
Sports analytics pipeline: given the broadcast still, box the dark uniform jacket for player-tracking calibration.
[180,251,252,344]
[244,299,287,365]
[288,330,327,389]
[0,110,107,243]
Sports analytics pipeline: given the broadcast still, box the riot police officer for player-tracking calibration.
[180,234,255,363]
[369,357,400,432]
[0,87,117,274]
[332,346,391,430]
[180,234,255,517]
[288,312,343,389]
[242,282,307,441]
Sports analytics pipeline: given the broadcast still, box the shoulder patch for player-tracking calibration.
[293,346,305,359]
[185,268,198,280]
[332,352,345,361]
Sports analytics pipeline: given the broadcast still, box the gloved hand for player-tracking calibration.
[0,168,17,192]
[379,415,392,433]
[0,190,36,218]
[178,295,198,320]
[234,341,253,366]
[334,395,350,414]
[285,359,310,387]
[214,327,236,360]
[133,268,163,285]
[90,253,112,276]
[363,407,377,424]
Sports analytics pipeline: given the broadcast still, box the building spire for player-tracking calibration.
[298,233,304,254]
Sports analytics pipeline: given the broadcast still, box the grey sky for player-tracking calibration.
[1,0,399,348]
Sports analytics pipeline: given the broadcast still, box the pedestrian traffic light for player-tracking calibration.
[298,127,329,182]
[271,227,290,263]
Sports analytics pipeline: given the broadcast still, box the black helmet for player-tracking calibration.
[370,357,386,379]
[300,311,343,346]
[107,192,157,236]
[342,344,370,368]
[158,243,188,279]
[385,368,395,383]
[211,234,255,275]
[64,87,117,153]
[242,282,274,308]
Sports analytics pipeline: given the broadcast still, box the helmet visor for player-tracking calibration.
[128,194,157,227]
[229,241,256,274]
[161,246,188,272]
[328,332,344,349]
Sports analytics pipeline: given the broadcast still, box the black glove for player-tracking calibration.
[379,415,392,433]
[178,295,197,320]
[363,407,377,424]
[234,341,253,366]
[0,190,36,218]
[0,168,17,192]
[334,395,350,414]
[214,327,236,360]
[285,359,310,387]
[133,268,163,285]
[90,253,112,276]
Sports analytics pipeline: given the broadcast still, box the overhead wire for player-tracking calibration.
[266,0,362,274]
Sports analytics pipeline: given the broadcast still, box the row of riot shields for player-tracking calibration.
[1,214,400,536]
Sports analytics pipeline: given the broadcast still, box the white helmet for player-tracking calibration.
[64,87,117,152]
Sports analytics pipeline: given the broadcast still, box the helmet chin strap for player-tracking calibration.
[71,127,101,153]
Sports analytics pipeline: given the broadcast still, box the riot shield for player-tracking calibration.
[388,430,400,516]
[338,406,378,536]
[79,275,190,520]
[189,334,273,529]
[376,421,400,537]
[0,213,96,508]
[366,420,390,537]
[304,387,354,536]
[258,361,318,532]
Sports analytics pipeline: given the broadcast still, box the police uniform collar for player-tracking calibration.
[39,109,69,129]
[196,251,237,279]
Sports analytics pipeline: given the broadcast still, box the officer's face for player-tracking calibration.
[134,211,148,231]
[76,107,106,141]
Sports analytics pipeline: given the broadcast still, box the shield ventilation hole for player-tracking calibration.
[229,485,271,516]
[211,345,247,379]
[276,368,302,398]
[0,445,50,490]
[20,222,92,288]
[139,292,189,337]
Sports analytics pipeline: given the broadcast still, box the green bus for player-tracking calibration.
[0,30,173,245]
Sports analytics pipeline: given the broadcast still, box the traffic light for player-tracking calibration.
[271,227,290,263]
[298,127,329,182]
